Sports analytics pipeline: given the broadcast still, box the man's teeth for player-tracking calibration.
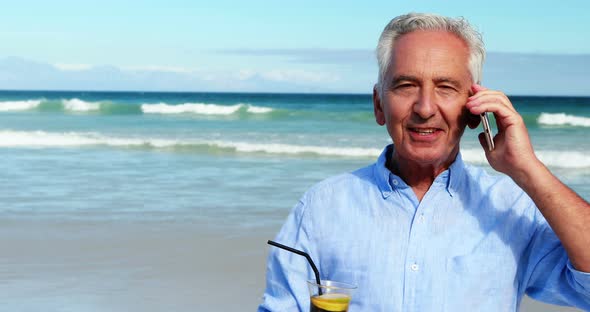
[413,128,436,134]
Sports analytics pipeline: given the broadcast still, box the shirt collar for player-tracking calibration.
[445,152,466,197]
[374,145,394,198]
[373,144,466,198]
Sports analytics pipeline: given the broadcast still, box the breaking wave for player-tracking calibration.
[538,113,590,127]
[0,99,274,116]
[140,102,273,115]
[0,100,42,111]
[1,130,589,168]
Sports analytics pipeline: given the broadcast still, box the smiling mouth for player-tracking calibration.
[410,128,439,135]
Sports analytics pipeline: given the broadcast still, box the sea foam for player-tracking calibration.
[536,150,590,169]
[538,113,590,127]
[246,106,273,114]
[63,99,101,112]
[208,141,382,157]
[462,148,590,169]
[0,131,377,157]
[140,103,272,115]
[0,130,176,148]
[0,130,101,147]
[0,100,42,111]
[1,130,588,168]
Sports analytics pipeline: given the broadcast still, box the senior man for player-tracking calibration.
[259,13,590,311]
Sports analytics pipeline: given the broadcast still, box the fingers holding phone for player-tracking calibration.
[467,84,540,175]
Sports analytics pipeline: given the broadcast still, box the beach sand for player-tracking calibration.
[0,217,271,311]
[0,217,581,311]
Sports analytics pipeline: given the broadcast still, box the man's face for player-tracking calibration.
[374,30,472,167]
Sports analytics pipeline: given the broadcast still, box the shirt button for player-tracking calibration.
[410,263,419,271]
[418,214,425,223]
[392,179,399,186]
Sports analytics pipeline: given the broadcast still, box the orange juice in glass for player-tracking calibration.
[307,280,356,312]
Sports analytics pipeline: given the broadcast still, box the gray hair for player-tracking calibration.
[376,13,485,93]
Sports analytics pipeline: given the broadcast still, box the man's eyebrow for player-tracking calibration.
[389,75,464,88]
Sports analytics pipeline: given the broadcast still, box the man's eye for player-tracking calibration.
[396,84,414,89]
[438,85,457,92]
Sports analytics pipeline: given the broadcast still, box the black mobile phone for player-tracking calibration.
[480,112,494,151]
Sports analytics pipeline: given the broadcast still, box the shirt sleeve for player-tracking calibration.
[258,196,319,312]
[522,208,590,309]
[567,260,590,293]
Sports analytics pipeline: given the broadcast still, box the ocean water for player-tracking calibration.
[1,90,589,227]
[1,90,588,311]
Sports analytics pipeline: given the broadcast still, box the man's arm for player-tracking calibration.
[513,159,590,272]
[466,84,590,272]
[258,198,317,312]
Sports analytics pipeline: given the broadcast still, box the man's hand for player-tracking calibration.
[467,84,590,272]
[466,84,543,180]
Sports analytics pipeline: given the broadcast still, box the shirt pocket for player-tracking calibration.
[447,254,499,277]
[445,254,517,311]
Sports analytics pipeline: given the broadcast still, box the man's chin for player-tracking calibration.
[401,147,458,166]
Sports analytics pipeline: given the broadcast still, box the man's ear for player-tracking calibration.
[466,111,481,129]
[373,85,386,126]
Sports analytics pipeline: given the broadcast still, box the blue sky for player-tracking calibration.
[0,0,589,95]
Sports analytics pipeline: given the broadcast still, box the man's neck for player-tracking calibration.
[387,151,457,201]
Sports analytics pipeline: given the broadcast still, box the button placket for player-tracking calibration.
[402,189,439,309]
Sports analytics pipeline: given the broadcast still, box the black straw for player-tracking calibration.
[267,240,322,295]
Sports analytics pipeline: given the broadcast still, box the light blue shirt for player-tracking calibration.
[259,145,590,311]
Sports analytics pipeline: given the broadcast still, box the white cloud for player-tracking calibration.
[259,69,340,83]
[121,65,195,74]
[0,57,348,93]
[53,63,95,71]
[231,69,340,84]
[236,69,256,80]
[53,63,199,74]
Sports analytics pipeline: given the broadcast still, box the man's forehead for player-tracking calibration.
[394,30,469,49]
[387,30,471,82]
[393,31,469,59]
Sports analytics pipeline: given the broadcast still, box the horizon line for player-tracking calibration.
[0,88,589,98]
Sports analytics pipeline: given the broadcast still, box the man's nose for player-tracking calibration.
[413,88,437,119]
